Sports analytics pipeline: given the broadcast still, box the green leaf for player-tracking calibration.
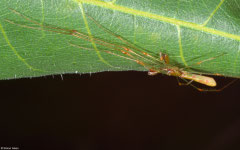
[0,0,240,80]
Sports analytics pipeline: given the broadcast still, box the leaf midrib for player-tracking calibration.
[77,0,240,41]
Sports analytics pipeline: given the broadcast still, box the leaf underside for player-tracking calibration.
[0,0,240,80]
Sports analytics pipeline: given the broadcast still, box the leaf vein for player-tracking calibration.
[79,3,114,68]
[177,25,188,67]
[0,22,42,72]
[202,0,225,26]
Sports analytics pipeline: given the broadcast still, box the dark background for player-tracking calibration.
[0,71,240,150]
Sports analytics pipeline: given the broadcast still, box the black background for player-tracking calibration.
[0,71,240,150]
